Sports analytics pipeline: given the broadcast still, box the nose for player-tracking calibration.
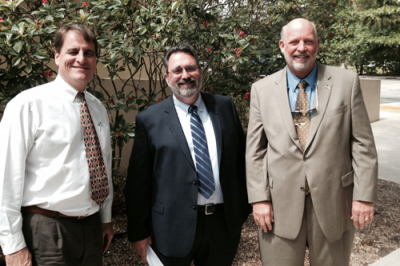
[76,51,85,64]
[297,41,306,52]
[181,68,191,79]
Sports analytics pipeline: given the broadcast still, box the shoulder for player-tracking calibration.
[136,96,172,120]
[252,68,285,88]
[318,63,358,80]
[6,81,54,108]
[202,92,232,105]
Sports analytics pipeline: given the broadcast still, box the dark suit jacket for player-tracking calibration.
[126,92,251,257]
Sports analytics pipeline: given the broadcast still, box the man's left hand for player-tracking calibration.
[351,201,374,229]
[102,222,114,254]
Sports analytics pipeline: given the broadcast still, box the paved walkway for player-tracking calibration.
[368,79,400,266]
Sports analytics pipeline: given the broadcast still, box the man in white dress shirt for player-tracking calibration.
[0,24,113,265]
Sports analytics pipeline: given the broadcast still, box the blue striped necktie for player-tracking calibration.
[188,105,215,199]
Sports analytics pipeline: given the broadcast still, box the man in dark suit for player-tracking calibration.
[125,45,251,266]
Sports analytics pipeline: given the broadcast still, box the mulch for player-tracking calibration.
[1,179,399,266]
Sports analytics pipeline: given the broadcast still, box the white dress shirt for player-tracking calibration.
[0,76,113,255]
[173,94,223,205]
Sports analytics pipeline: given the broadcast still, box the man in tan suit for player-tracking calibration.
[246,18,378,265]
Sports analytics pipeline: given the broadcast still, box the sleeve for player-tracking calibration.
[230,98,247,194]
[350,74,378,202]
[0,96,35,255]
[99,107,113,224]
[125,114,153,242]
[245,84,271,203]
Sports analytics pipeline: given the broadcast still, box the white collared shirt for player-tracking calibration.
[0,76,113,255]
[173,94,223,205]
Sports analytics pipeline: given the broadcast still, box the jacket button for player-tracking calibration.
[192,181,197,185]
[192,205,197,210]
[303,158,308,162]
[300,187,305,191]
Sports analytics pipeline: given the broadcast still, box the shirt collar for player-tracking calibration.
[173,93,204,116]
[54,75,87,103]
[287,64,318,92]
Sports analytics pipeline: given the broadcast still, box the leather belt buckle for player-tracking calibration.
[205,204,215,215]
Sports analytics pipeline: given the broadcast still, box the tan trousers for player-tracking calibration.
[258,195,355,266]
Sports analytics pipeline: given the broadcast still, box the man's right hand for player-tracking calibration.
[5,247,32,266]
[252,201,274,233]
[131,236,152,264]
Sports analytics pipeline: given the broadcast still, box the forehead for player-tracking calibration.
[60,31,95,52]
[285,22,316,41]
[168,52,197,69]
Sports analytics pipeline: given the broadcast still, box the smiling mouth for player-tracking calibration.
[72,66,90,70]
[178,81,195,86]
[294,55,309,60]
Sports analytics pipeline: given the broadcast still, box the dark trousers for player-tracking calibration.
[153,205,241,266]
[22,212,103,266]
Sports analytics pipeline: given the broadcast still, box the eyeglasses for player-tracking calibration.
[167,66,199,77]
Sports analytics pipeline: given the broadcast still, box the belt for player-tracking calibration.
[21,205,88,220]
[197,204,223,215]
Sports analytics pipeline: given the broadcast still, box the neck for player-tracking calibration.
[174,92,200,106]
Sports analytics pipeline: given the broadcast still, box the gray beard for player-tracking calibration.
[284,52,314,73]
[169,78,202,98]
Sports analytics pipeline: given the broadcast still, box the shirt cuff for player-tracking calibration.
[0,230,26,255]
[99,204,112,224]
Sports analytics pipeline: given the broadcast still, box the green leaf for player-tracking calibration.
[139,26,147,35]
[25,60,32,74]
[12,57,22,67]
[171,1,180,12]
[13,41,23,53]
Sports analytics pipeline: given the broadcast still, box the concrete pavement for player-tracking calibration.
[368,78,400,266]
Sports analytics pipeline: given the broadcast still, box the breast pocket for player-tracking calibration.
[326,105,347,117]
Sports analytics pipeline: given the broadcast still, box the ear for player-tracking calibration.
[165,73,170,87]
[55,51,60,66]
[279,40,285,54]
[317,37,321,49]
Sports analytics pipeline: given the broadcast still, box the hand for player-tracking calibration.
[132,236,152,264]
[5,247,32,266]
[102,222,114,254]
[252,201,274,233]
[351,200,374,229]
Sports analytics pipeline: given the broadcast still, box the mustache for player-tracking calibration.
[177,77,196,85]
[293,51,311,57]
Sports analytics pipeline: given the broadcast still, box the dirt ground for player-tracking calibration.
[1,179,399,266]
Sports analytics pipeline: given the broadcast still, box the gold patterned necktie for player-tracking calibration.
[77,92,109,206]
[294,80,310,151]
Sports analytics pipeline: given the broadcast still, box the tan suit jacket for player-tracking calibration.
[246,63,378,242]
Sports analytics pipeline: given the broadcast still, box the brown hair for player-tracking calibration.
[55,24,98,57]
[163,45,201,73]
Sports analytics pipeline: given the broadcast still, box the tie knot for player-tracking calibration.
[298,80,308,91]
[77,92,85,100]
[188,105,198,114]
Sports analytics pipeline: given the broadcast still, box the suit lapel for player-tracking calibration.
[163,96,195,170]
[304,63,332,151]
[273,67,302,151]
[202,93,222,167]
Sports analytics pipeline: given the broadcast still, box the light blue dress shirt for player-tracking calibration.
[287,64,318,119]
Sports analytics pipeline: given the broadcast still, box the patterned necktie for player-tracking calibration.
[294,80,310,151]
[188,105,215,199]
[77,92,109,206]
